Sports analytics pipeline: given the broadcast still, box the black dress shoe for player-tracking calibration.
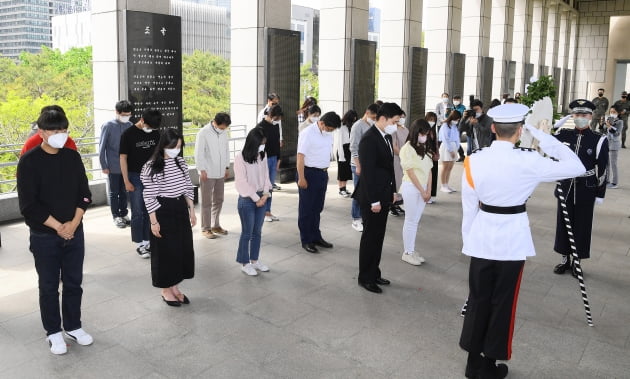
[177,294,190,304]
[162,296,181,307]
[375,277,391,285]
[389,207,400,216]
[314,239,333,248]
[464,352,483,379]
[302,243,319,253]
[478,357,508,379]
[553,261,571,274]
[358,281,382,294]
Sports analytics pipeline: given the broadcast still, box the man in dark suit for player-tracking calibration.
[353,102,403,293]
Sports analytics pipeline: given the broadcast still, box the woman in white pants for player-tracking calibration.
[399,119,435,266]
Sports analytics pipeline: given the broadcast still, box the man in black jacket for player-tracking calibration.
[460,99,494,153]
[17,108,93,355]
[353,102,403,293]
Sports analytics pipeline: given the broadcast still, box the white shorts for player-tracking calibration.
[439,142,458,162]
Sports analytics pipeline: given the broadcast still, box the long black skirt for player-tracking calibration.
[151,196,195,288]
[337,143,352,181]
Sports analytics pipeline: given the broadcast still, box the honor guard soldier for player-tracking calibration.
[459,104,585,379]
[553,99,609,277]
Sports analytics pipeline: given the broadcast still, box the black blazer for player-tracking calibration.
[353,126,395,207]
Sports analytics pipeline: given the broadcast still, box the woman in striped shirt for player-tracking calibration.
[234,127,272,276]
[141,129,196,307]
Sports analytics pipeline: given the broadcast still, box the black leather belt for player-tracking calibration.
[479,202,526,214]
[305,166,328,172]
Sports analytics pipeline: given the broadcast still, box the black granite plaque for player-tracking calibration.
[408,47,428,121]
[448,52,466,100]
[479,56,494,108]
[523,63,534,93]
[562,68,572,113]
[126,11,182,132]
[351,39,377,115]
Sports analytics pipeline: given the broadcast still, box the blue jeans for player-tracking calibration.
[265,155,278,213]
[108,173,128,218]
[351,165,361,220]
[128,172,150,243]
[236,195,266,264]
[298,167,327,244]
[30,227,85,335]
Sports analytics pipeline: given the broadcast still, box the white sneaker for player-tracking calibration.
[351,219,363,232]
[46,332,67,355]
[440,186,453,193]
[251,261,269,272]
[401,252,423,266]
[427,197,435,204]
[413,252,426,264]
[448,186,457,192]
[65,328,93,346]
[241,263,258,276]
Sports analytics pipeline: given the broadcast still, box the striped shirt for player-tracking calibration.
[141,156,194,213]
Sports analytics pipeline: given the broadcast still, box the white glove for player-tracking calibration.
[524,123,548,141]
[595,197,604,205]
[554,115,572,129]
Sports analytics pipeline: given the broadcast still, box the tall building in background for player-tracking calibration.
[291,5,319,71]
[170,0,230,58]
[0,0,89,59]
[368,7,380,44]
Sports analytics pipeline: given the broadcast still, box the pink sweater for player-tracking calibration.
[234,152,272,201]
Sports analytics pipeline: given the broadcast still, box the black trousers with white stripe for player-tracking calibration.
[459,257,525,361]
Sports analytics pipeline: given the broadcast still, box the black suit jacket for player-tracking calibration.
[353,126,395,207]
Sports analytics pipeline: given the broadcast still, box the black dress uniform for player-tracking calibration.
[553,99,608,276]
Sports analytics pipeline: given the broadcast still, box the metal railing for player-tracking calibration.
[0,124,248,194]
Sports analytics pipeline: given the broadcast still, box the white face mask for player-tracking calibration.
[574,117,590,129]
[259,144,266,152]
[118,115,131,123]
[453,101,461,106]
[442,97,449,103]
[399,118,406,125]
[47,132,68,149]
[451,121,459,127]
[476,112,482,118]
[272,120,280,126]
[428,121,436,127]
[310,116,319,123]
[418,135,427,144]
[165,148,180,158]
[384,124,398,135]
[142,126,153,133]
[367,118,376,126]
[610,113,618,118]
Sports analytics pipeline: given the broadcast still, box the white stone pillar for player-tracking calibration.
[512,0,533,93]
[461,0,491,102]
[530,0,549,77]
[544,2,560,70]
[567,13,579,100]
[377,0,422,114]
[230,0,291,131]
[489,0,515,99]
[556,10,570,110]
[424,0,463,108]
[92,0,171,178]
[319,0,369,116]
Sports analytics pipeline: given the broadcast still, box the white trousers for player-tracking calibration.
[400,181,427,253]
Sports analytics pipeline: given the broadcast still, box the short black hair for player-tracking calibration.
[115,100,133,113]
[37,109,69,130]
[377,102,403,120]
[214,112,231,126]
[320,111,341,128]
[470,99,484,109]
[494,122,521,138]
[40,105,65,115]
[267,92,280,101]
[267,104,283,118]
[366,103,379,114]
[453,95,462,100]
[141,108,162,129]
[308,105,321,115]
[598,88,605,91]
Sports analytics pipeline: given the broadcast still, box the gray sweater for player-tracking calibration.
[99,119,132,174]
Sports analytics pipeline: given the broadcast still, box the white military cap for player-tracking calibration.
[487,104,530,123]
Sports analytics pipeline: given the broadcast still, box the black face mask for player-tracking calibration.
[598,93,603,97]
[623,96,627,100]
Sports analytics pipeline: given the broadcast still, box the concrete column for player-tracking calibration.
[377,0,422,113]
[92,0,171,178]
[230,0,291,131]
[460,0,491,101]
[567,13,579,100]
[544,2,560,70]
[424,0,463,107]
[512,0,533,93]
[556,10,570,109]
[530,0,549,77]
[489,0,515,99]
[318,0,369,116]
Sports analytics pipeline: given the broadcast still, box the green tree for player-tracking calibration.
[300,62,318,100]
[182,50,230,126]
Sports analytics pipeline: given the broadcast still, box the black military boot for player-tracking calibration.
[478,356,508,379]
[553,261,571,274]
[465,352,483,378]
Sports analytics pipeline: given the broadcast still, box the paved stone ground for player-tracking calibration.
[1,149,629,378]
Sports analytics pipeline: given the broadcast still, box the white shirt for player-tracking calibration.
[461,136,586,261]
[297,123,334,168]
[194,124,230,179]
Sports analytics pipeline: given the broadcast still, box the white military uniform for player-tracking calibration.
[459,104,586,366]
[462,133,586,261]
